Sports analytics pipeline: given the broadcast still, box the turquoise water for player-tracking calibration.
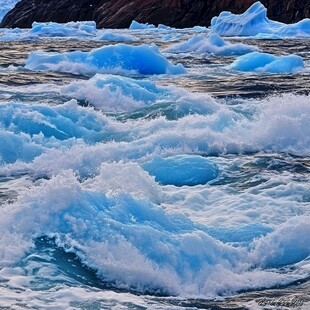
[0,29,309,309]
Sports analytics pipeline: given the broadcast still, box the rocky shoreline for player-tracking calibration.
[1,0,310,29]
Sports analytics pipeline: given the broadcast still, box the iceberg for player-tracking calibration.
[278,19,310,37]
[211,1,310,38]
[129,20,156,30]
[227,52,305,74]
[129,20,173,31]
[142,155,219,186]
[25,43,186,76]
[30,21,97,37]
[0,21,98,42]
[0,28,40,41]
[166,33,258,56]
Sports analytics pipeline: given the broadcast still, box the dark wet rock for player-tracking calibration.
[1,0,309,29]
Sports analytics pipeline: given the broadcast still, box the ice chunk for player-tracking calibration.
[227,52,305,74]
[1,21,96,40]
[30,21,97,37]
[166,33,258,56]
[129,20,173,31]
[278,19,310,37]
[25,43,186,76]
[0,28,40,41]
[142,155,219,186]
[99,31,137,42]
[129,20,156,30]
[211,1,310,38]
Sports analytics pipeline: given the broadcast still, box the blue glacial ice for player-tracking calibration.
[211,1,310,38]
[129,20,173,31]
[228,52,305,73]
[29,21,97,37]
[99,31,137,42]
[129,20,156,30]
[166,32,258,56]
[142,155,219,186]
[0,0,20,22]
[0,21,97,41]
[0,28,39,41]
[25,43,186,76]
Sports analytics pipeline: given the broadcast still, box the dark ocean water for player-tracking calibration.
[0,32,309,309]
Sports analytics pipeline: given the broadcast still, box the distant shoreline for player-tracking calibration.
[1,0,310,29]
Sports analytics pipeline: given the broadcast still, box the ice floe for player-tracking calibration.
[99,30,137,42]
[25,43,186,76]
[228,51,305,74]
[166,32,258,55]
[30,21,97,37]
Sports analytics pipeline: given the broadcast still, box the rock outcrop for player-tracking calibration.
[1,0,310,29]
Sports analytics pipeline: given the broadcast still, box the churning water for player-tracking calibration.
[0,28,310,309]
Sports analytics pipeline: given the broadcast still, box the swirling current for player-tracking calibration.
[0,28,310,310]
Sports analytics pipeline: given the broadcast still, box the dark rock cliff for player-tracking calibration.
[1,0,310,29]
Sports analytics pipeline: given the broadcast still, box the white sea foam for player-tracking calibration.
[0,5,309,305]
[61,74,168,112]
[0,93,309,176]
[0,169,308,297]
[0,284,171,310]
